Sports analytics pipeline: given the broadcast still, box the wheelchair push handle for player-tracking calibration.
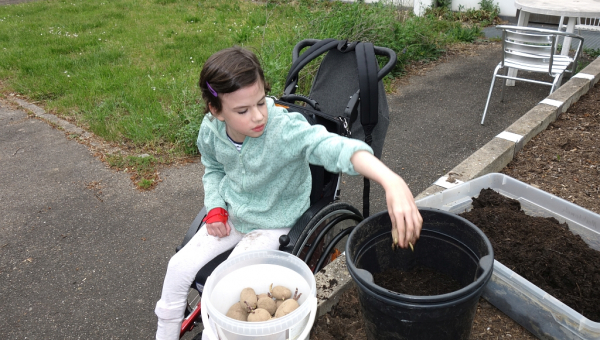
[374,45,397,80]
[278,94,321,111]
[291,39,397,81]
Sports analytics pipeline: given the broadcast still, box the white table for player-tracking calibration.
[515,0,600,55]
[507,0,600,85]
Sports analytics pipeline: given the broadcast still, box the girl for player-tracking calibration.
[155,46,422,339]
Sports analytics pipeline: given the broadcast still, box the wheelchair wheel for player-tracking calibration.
[185,288,201,317]
[292,202,363,272]
[180,288,203,338]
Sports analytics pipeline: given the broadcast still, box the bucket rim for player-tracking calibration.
[345,208,494,303]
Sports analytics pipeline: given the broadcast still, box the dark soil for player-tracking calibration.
[501,79,600,215]
[309,286,536,340]
[374,266,462,296]
[311,61,600,340]
[460,189,600,322]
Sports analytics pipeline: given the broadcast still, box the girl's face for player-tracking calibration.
[210,81,268,143]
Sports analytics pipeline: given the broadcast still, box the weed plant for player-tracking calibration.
[0,0,483,158]
[584,47,600,59]
[575,47,600,73]
[106,153,159,189]
[426,0,500,27]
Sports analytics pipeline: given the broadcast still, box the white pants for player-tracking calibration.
[155,224,291,340]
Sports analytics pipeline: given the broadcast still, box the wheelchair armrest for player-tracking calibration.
[176,207,207,253]
[279,197,331,253]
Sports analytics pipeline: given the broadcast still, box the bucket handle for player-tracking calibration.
[200,296,318,340]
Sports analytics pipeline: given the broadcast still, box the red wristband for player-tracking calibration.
[203,208,228,225]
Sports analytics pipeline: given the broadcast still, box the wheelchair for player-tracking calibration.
[177,38,397,338]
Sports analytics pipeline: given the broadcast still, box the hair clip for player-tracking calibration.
[206,82,218,97]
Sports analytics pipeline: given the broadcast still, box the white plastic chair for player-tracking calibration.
[481,25,584,125]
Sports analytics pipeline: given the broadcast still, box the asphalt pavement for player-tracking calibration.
[1,5,597,339]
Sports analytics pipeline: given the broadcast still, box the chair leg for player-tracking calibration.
[500,67,509,102]
[481,64,502,125]
[550,73,564,94]
[556,16,565,54]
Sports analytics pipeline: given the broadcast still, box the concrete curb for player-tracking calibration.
[315,56,600,316]
[4,95,131,155]
[416,56,600,200]
[6,96,87,136]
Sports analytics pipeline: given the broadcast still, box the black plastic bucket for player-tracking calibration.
[346,208,494,340]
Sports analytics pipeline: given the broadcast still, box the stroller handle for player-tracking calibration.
[292,39,397,81]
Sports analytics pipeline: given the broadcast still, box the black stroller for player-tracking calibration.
[178,38,396,337]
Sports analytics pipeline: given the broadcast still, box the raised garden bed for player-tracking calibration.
[459,187,600,323]
[416,174,600,339]
[311,174,600,340]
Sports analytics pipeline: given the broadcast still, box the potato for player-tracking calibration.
[391,227,399,250]
[274,287,302,318]
[257,293,270,300]
[391,227,414,252]
[247,308,271,322]
[226,302,248,321]
[257,296,277,315]
[240,287,258,309]
[269,284,291,300]
[274,299,299,318]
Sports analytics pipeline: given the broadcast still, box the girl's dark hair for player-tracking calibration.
[199,47,270,114]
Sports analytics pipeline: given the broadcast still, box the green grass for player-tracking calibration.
[0,0,482,158]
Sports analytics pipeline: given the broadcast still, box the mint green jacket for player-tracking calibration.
[196,97,373,233]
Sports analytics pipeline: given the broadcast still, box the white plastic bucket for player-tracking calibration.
[201,250,317,340]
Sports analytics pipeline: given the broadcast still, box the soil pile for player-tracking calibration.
[460,188,600,322]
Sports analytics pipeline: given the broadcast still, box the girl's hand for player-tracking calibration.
[206,221,231,238]
[350,151,423,249]
[384,177,423,249]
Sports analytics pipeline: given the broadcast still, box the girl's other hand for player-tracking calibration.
[206,221,231,238]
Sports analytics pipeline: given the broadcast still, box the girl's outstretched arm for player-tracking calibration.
[350,150,423,248]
